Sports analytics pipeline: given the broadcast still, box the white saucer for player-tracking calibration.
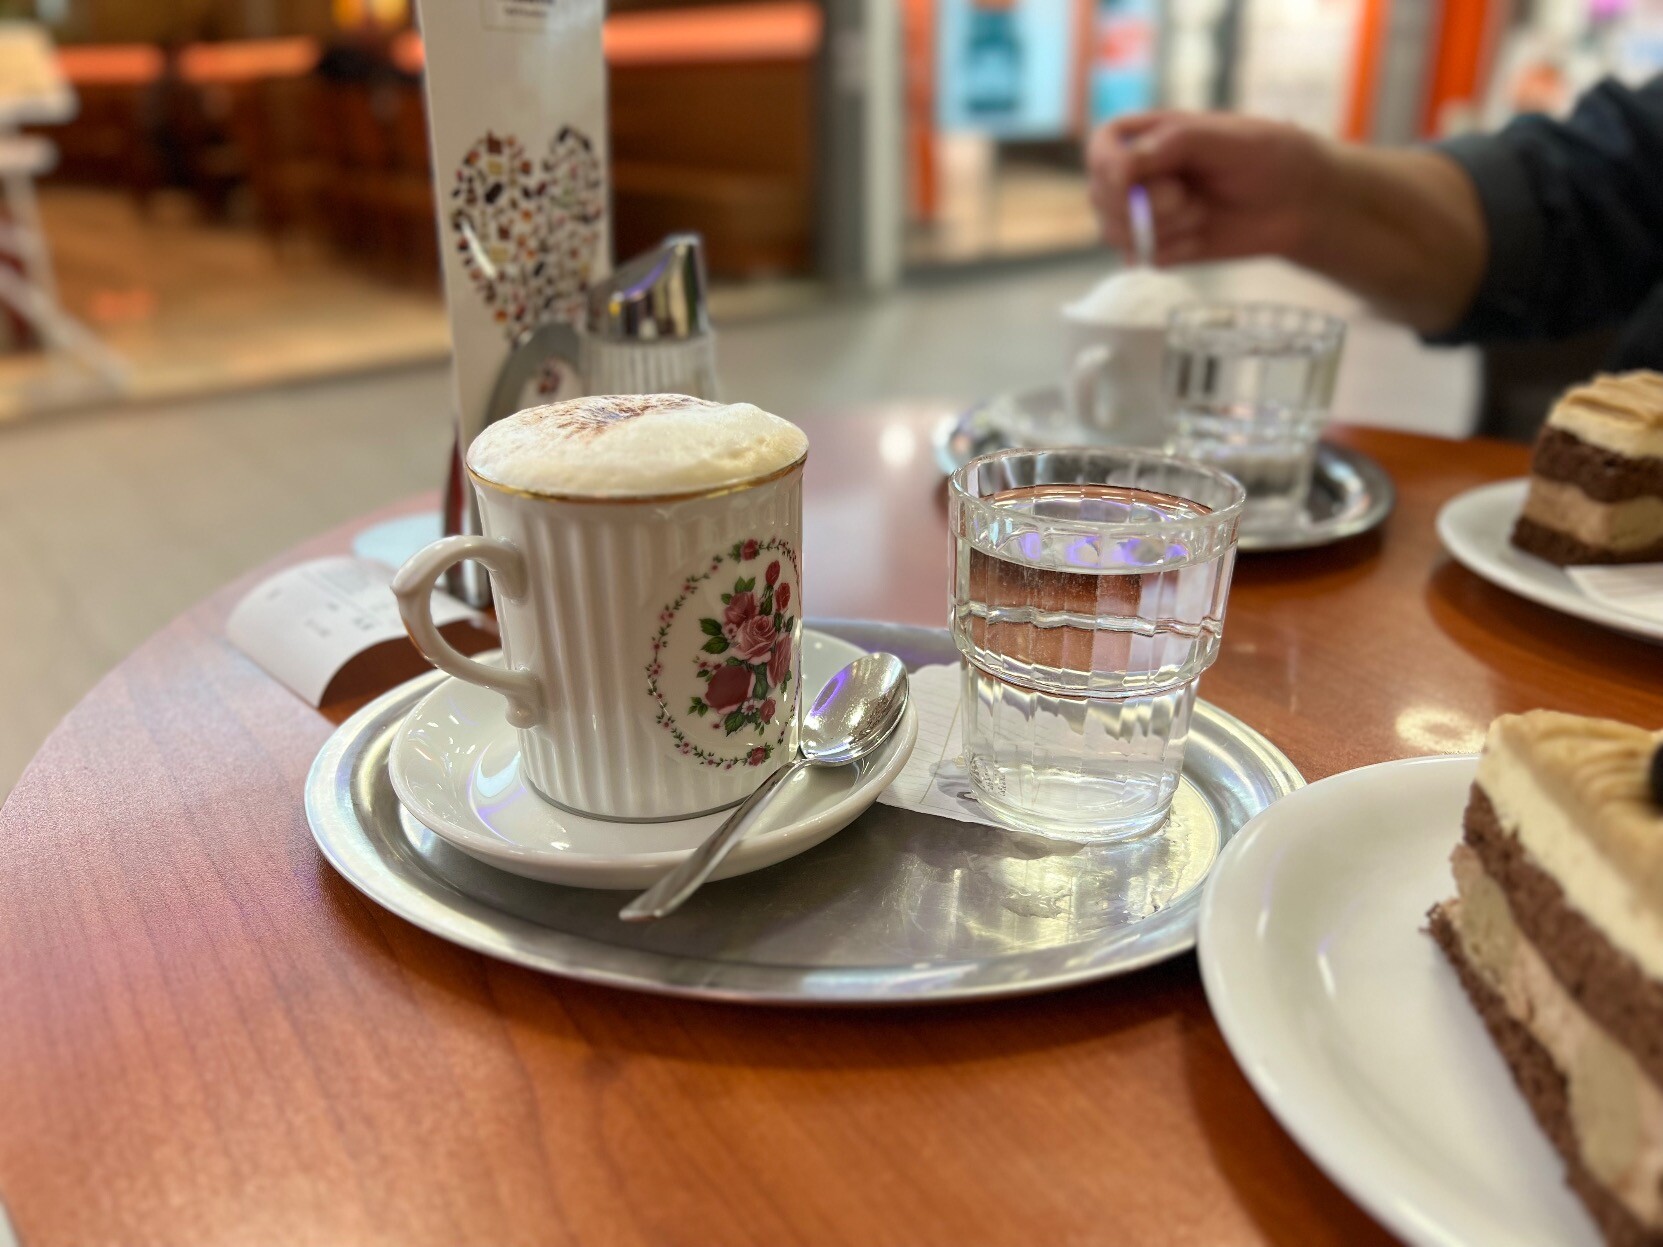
[1198,755,1600,1247]
[388,629,920,890]
[1437,478,1663,645]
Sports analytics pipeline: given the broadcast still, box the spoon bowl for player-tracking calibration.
[802,652,908,765]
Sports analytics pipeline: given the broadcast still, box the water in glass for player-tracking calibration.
[1164,305,1343,527]
[951,477,1237,841]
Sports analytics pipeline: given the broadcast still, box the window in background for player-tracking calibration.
[906,0,1155,269]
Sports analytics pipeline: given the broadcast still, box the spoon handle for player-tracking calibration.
[1128,184,1155,268]
[618,757,808,922]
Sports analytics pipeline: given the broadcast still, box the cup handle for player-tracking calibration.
[391,535,545,729]
[1069,342,1116,430]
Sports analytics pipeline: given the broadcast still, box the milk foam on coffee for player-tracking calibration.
[468,394,808,497]
[1066,269,1198,328]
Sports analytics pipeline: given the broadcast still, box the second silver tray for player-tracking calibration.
[306,621,1303,1006]
[934,386,1396,553]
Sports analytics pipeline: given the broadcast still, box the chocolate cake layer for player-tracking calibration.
[1534,428,1663,503]
[1511,516,1663,566]
[1465,785,1663,1089]
[1430,906,1662,1247]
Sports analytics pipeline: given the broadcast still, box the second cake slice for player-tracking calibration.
[1512,371,1663,565]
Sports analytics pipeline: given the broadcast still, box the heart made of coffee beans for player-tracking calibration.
[448,126,605,343]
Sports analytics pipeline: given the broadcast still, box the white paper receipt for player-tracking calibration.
[877,662,1000,827]
[226,556,474,705]
[1565,563,1663,625]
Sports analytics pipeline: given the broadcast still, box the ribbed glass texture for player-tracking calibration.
[949,448,1243,841]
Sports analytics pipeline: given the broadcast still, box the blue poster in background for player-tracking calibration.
[1088,0,1157,124]
[936,0,1076,137]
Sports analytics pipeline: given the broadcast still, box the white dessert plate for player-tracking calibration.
[1198,754,1600,1247]
[1437,478,1663,645]
[388,628,919,890]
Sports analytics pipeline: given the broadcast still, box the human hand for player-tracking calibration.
[1087,111,1334,266]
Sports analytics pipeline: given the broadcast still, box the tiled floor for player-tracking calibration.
[0,254,1477,797]
[0,188,451,423]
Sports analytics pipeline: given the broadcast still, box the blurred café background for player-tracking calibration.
[1,0,1659,791]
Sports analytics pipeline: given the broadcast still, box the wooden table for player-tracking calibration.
[4,408,1661,1247]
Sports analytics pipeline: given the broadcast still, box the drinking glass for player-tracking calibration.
[1162,303,1344,530]
[948,448,1245,842]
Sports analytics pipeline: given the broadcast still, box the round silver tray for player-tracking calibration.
[933,386,1396,553]
[305,621,1303,1005]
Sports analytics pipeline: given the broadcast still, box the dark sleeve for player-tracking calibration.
[1427,74,1663,344]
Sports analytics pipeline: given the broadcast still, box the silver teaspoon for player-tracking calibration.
[618,652,910,922]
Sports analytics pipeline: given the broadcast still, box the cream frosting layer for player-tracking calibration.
[1521,478,1663,549]
[1447,845,1663,1224]
[468,395,808,498]
[1487,712,1663,902]
[1548,371,1663,460]
[1477,727,1663,981]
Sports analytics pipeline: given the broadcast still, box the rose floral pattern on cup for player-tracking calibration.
[647,536,800,769]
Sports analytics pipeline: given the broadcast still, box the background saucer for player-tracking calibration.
[388,628,919,889]
[932,386,1395,553]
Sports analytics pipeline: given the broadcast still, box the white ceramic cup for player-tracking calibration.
[1062,308,1171,448]
[393,451,804,823]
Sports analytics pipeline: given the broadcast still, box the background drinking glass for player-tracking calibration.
[1162,303,1345,528]
[949,448,1245,842]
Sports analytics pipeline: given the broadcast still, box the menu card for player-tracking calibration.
[414,0,609,506]
[1565,564,1663,625]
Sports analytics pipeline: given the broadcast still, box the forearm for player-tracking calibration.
[1291,144,1488,335]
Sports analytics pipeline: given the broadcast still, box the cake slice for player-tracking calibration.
[1429,711,1663,1246]
[1512,371,1663,565]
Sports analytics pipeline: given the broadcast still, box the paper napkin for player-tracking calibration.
[877,661,1004,828]
[1564,563,1663,625]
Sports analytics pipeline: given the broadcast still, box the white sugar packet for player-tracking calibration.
[1564,563,1663,624]
[877,661,1001,827]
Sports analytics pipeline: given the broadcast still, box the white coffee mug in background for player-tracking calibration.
[1062,268,1199,446]
[394,395,806,823]
[1063,314,1171,446]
